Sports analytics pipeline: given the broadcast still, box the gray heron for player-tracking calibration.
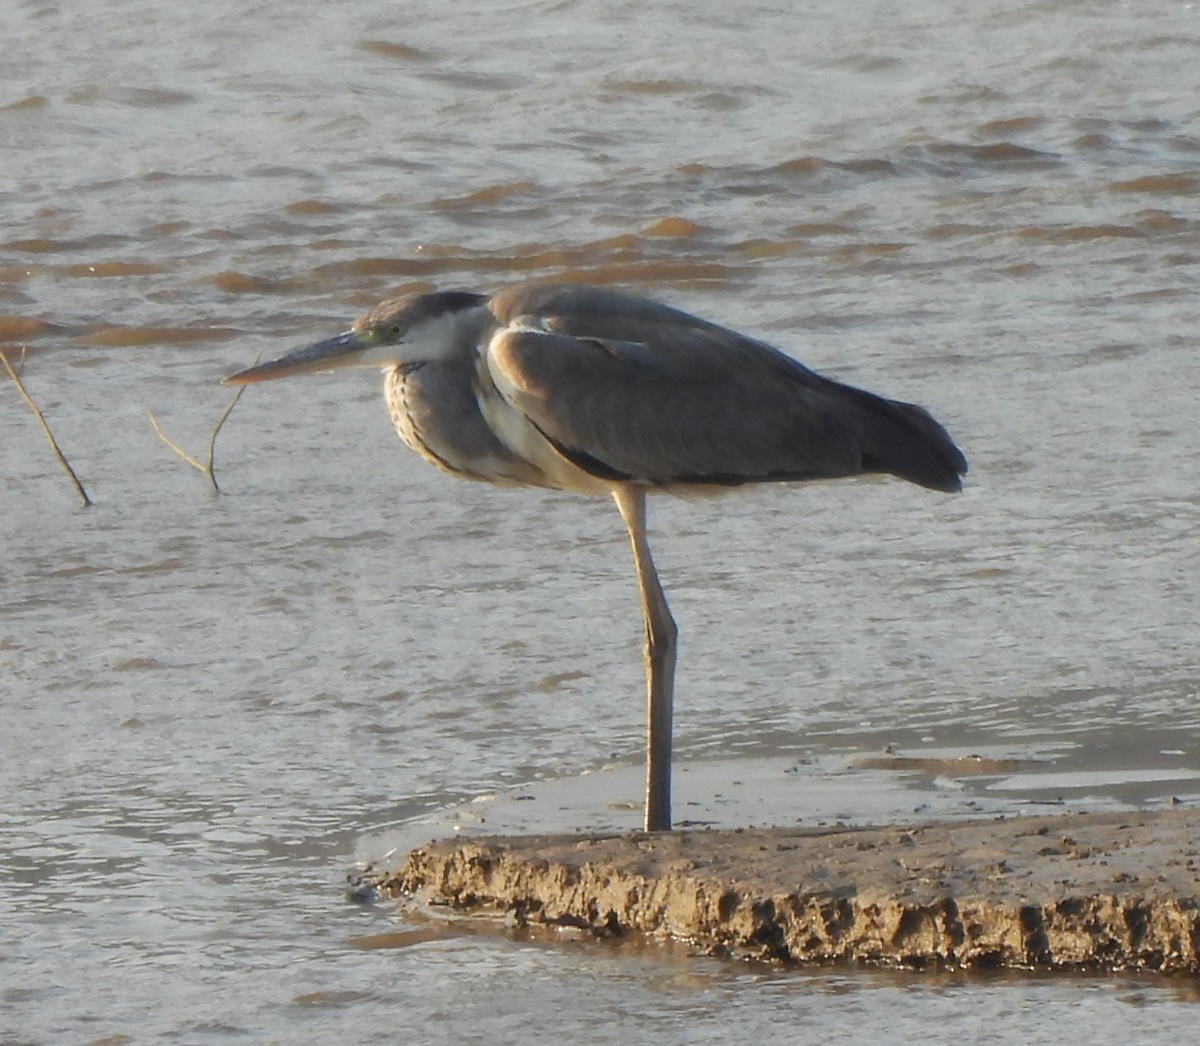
[224,281,967,832]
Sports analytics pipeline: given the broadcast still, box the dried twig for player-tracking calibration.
[146,408,209,473]
[1,349,93,508]
[146,355,257,493]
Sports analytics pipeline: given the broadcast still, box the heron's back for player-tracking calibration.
[479,284,967,495]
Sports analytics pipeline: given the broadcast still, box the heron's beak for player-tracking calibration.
[222,330,369,385]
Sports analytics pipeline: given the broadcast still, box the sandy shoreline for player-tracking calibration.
[360,748,1200,974]
[376,808,1200,973]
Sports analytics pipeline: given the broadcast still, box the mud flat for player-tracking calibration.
[377,809,1200,973]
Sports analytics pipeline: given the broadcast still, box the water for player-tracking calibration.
[3,0,1199,1041]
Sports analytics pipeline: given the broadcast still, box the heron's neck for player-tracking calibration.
[438,302,493,370]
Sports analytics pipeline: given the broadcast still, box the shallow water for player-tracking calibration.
[3,0,1200,1042]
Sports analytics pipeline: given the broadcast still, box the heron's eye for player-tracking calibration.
[388,324,402,338]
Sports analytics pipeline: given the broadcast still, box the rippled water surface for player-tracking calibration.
[4,1,1199,1042]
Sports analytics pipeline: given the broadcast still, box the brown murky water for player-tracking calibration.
[3,1,1199,1042]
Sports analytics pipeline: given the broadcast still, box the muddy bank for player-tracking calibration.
[377,809,1200,973]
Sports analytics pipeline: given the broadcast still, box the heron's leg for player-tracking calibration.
[612,484,677,832]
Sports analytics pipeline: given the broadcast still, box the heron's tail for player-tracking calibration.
[852,388,968,493]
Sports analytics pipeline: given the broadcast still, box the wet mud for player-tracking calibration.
[379,809,1200,973]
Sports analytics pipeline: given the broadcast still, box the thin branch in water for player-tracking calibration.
[147,407,208,473]
[1,348,93,508]
[206,380,249,477]
[146,353,257,494]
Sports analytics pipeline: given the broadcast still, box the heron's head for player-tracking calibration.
[223,290,488,385]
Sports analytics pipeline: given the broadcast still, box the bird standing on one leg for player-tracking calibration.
[225,281,967,832]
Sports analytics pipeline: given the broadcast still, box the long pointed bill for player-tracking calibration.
[222,330,369,385]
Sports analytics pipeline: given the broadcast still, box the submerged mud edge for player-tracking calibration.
[377,810,1200,973]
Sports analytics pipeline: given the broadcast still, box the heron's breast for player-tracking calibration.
[383,366,554,488]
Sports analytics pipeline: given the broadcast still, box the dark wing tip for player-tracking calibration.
[855,393,968,493]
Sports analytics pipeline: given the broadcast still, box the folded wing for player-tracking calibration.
[482,284,966,493]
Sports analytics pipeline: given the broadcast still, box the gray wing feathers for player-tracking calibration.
[485,284,966,492]
[486,327,867,487]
